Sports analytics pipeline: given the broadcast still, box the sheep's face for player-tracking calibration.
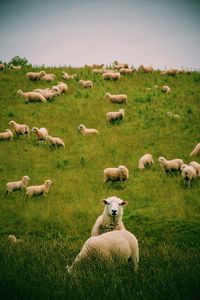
[45,180,52,187]
[103,197,128,217]
[158,157,166,164]
[23,176,30,182]
[8,235,17,242]
[180,164,188,171]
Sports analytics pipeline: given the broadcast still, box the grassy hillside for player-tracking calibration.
[0,66,200,299]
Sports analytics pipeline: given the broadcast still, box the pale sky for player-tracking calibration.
[0,0,200,69]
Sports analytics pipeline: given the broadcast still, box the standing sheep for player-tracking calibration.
[8,235,22,244]
[41,73,55,81]
[102,72,121,80]
[119,68,135,75]
[103,165,129,184]
[67,230,139,275]
[31,127,48,141]
[79,79,93,88]
[189,143,200,157]
[138,154,154,169]
[106,109,125,124]
[26,180,52,198]
[6,176,30,194]
[78,124,99,135]
[46,135,65,148]
[181,164,197,187]
[91,196,128,236]
[9,120,30,138]
[113,61,129,68]
[105,93,127,104]
[188,161,200,177]
[138,65,153,73]
[161,85,171,94]
[61,71,77,80]
[17,90,47,103]
[0,129,13,141]
[158,157,183,173]
[26,71,46,80]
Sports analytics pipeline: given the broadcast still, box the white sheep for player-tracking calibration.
[0,129,13,141]
[41,73,55,81]
[26,70,46,80]
[138,65,153,73]
[9,120,30,138]
[52,82,68,93]
[31,127,48,140]
[158,157,184,173]
[46,135,65,148]
[106,109,125,124]
[113,61,129,68]
[189,143,200,157]
[26,179,52,198]
[161,69,177,76]
[79,79,93,88]
[181,164,197,187]
[92,69,104,75]
[102,72,121,80]
[189,161,200,176]
[166,112,180,119]
[17,90,47,103]
[119,68,135,75]
[91,196,128,236]
[67,230,139,274]
[8,235,22,243]
[78,124,99,135]
[114,64,126,70]
[105,92,127,104]
[161,85,171,94]
[10,64,22,70]
[61,71,77,80]
[103,165,129,183]
[34,88,58,100]
[138,154,154,169]
[6,176,30,194]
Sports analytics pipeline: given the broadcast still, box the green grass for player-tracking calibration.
[0,67,200,299]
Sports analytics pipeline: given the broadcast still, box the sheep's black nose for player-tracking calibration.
[112,210,117,215]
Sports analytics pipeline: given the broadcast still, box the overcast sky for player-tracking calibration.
[0,0,200,68]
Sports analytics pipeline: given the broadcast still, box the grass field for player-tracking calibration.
[0,66,200,299]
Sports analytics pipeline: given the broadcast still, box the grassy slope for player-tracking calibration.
[0,67,200,299]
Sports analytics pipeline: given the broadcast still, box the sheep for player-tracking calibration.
[103,165,129,183]
[79,79,93,88]
[78,124,99,135]
[26,179,52,198]
[166,112,180,119]
[17,90,47,103]
[189,161,200,177]
[161,69,177,76]
[119,68,135,75]
[106,109,125,124]
[113,61,129,68]
[46,135,65,148]
[105,92,127,104]
[10,64,22,70]
[0,63,5,70]
[67,230,139,275]
[61,71,77,80]
[102,72,121,80]
[6,176,30,194]
[181,164,197,187]
[138,65,153,73]
[158,157,184,173]
[114,64,126,70]
[91,196,128,236]
[34,88,58,100]
[189,143,200,157]
[8,235,22,244]
[92,69,104,75]
[26,70,46,80]
[31,127,48,140]
[9,120,30,138]
[138,154,154,169]
[41,73,55,81]
[52,82,68,93]
[161,85,171,94]
[0,129,13,141]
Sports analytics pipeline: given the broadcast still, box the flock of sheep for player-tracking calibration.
[1,61,199,275]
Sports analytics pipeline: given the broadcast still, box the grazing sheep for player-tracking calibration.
[0,63,5,70]
[161,85,171,94]
[106,109,125,124]
[103,165,129,183]
[92,69,104,75]
[79,79,93,88]
[158,157,184,173]
[78,124,99,135]
[31,127,48,140]
[46,135,65,148]
[189,143,200,157]
[26,70,46,80]
[8,235,22,244]
[138,65,153,73]
[17,90,47,103]
[102,72,121,80]
[61,71,77,80]
[67,230,139,274]
[26,180,52,198]
[9,120,30,138]
[91,196,128,236]
[189,161,200,177]
[34,88,58,100]
[114,64,126,71]
[138,154,154,169]
[119,68,135,75]
[0,129,13,141]
[105,92,127,104]
[10,64,22,70]
[6,176,30,194]
[161,69,177,76]
[56,82,68,93]
[113,61,129,68]
[181,164,197,187]
[41,73,55,81]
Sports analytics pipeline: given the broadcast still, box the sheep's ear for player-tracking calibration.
[120,201,128,206]
[102,199,108,205]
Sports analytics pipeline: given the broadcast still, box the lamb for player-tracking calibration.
[61,71,77,80]
[158,156,184,173]
[34,88,58,100]
[102,72,121,80]
[0,129,13,141]
[103,165,129,183]
[113,61,129,68]
[9,120,30,138]
[41,73,55,81]
[119,68,135,75]
[106,109,125,124]
[161,85,171,94]
[189,161,200,176]
[56,82,68,93]
[78,124,99,135]
[105,92,127,104]
[181,164,197,187]
[91,196,128,236]
[138,65,153,73]
[46,135,65,148]
[31,127,48,140]
[26,179,52,198]
[6,176,30,194]
[26,70,46,80]
[10,64,22,70]
[17,90,47,103]
[138,154,154,169]
[79,79,93,88]
[67,230,139,274]
[189,143,200,157]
